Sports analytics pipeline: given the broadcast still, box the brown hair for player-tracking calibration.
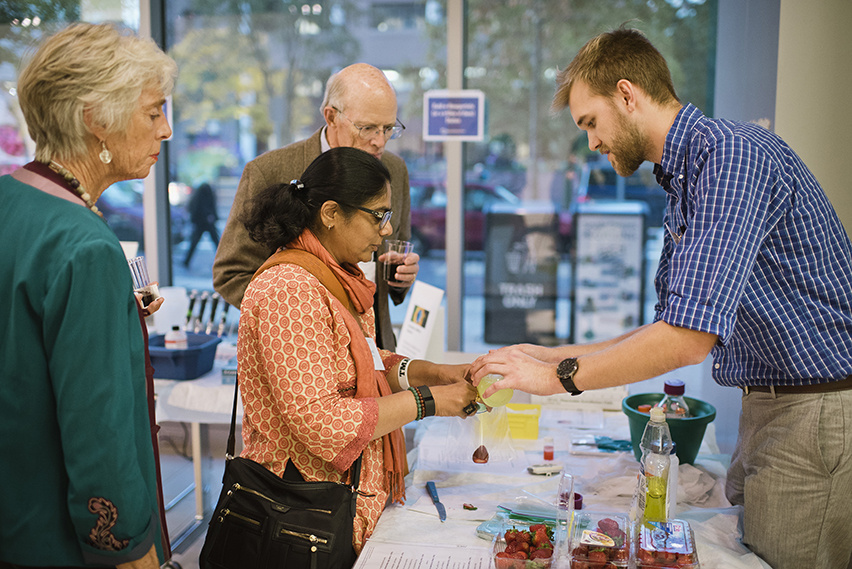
[552,27,679,112]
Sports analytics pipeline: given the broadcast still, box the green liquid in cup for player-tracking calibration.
[477,374,514,407]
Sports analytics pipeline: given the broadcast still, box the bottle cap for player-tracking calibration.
[649,407,666,422]
[172,325,180,331]
[663,379,685,396]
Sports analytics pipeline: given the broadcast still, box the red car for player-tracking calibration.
[408,180,572,255]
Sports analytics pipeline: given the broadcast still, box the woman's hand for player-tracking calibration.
[134,281,164,317]
[431,381,479,419]
[116,544,158,569]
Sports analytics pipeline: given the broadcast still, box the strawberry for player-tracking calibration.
[597,518,620,535]
[529,523,547,533]
[494,551,519,569]
[530,548,553,559]
[533,528,551,548]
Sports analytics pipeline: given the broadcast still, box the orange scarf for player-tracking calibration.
[286,230,407,503]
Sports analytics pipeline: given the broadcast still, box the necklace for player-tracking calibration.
[43,160,103,218]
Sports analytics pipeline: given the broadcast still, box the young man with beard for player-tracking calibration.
[471,27,852,569]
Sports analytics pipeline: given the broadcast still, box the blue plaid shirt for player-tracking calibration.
[653,104,852,387]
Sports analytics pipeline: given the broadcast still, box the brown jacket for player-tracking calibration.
[212,128,411,350]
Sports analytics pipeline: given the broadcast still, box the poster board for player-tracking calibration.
[571,202,646,344]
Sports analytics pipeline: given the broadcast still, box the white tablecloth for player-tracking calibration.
[355,408,771,569]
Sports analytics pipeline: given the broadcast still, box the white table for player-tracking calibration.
[354,408,771,569]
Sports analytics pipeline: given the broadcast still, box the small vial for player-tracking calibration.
[543,437,554,461]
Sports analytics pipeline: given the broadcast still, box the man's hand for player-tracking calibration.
[470,345,565,397]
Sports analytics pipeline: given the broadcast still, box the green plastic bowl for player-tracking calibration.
[622,393,717,465]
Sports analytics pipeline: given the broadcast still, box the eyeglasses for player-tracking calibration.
[339,202,393,230]
[332,107,405,141]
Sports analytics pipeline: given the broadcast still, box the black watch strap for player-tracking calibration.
[557,358,583,396]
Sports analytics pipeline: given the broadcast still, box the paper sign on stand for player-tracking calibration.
[396,281,444,360]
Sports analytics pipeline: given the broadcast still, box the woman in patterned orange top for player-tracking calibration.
[238,147,479,556]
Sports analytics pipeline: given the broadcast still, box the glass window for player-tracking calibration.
[164,0,717,353]
[0,3,143,249]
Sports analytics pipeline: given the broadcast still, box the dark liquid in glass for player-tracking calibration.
[387,263,402,283]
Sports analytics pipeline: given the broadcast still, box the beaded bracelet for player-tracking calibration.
[407,386,424,420]
[415,385,436,418]
[397,358,412,390]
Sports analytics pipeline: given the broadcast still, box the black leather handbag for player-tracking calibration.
[199,381,361,569]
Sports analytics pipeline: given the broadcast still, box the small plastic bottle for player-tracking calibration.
[543,437,554,461]
[639,407,673,521]
[165,325,188,350]
[654,379,690,418]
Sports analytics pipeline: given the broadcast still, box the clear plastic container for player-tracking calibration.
[568,512,630,568]
[667,442,679,517]
[639,407,673,521]
[654,379,690,417]
[635,519,700,568]
[492,520,555,568]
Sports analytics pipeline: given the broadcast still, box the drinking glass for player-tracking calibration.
[128,256,160,306]
[382,240,414,285]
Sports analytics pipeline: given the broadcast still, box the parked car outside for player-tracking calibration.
[409,179,572,255]
[571,160,666,228]
[98,180,188,252]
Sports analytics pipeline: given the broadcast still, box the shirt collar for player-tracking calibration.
[655,103,704,186]
[320,125,331,153]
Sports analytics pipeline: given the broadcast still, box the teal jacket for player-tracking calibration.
[0,172,162,565]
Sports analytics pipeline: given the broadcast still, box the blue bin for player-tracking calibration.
[149,332,221,380]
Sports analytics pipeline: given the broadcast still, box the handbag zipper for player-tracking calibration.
[279,527,329,545]
[218,508,261,526]
[231,483,334,515]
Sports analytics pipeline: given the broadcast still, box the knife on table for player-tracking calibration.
[426,481,447,522]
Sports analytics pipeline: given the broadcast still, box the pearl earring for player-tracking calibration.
[99,141,112,164]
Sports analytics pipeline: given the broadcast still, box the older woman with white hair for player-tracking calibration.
[0,22,177,569]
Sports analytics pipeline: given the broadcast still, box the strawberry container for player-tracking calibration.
[492,520,556,569]
[634,518,700,568]
[568,512,630,568]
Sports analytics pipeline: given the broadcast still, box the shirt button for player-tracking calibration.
[714,363,720,369]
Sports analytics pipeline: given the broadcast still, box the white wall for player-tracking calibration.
[775,0,852,234]
[673,0,852,456]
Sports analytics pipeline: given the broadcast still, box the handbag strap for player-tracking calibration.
[227,248,363,488]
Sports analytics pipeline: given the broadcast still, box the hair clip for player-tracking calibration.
[290,179,305,191]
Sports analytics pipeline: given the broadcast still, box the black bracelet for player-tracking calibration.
[407,386,424,420]
[416,385,436,418]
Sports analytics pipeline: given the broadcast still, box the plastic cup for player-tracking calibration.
[382,240,413,285]
[477,374,514,407]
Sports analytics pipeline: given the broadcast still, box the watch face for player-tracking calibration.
[558,358,578,379]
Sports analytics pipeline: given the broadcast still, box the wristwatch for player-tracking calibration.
[556,358,583,396]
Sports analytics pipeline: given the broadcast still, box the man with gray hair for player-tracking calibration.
[214,63,418,350]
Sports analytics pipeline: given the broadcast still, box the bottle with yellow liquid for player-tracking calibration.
[639,407,673,521]
[477,374,514,407]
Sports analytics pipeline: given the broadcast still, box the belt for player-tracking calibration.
[741,375,852,395]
